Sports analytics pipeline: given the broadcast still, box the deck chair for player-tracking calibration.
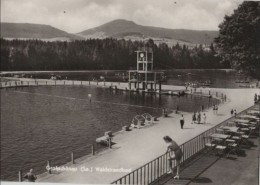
[238,134,250,147]
[226,143,239,157]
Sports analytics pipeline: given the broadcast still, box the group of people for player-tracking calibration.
[192,112,206,124]
[178,107,208,129]
[179,112,207,129]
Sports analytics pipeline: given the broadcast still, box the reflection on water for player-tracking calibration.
[0,86,216,180]
[164,69,248,88]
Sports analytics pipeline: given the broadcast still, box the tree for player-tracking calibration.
[214,1,260,79]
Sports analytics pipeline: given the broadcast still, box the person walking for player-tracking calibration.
[192,112,196,124]
[201,105,204,112]
[203,113,206,124]
[163,136,183,179]
[24,169,37,182]
[213,105,216,114]
[180,115,184,129]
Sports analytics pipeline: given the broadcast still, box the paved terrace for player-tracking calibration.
[155,128,259,185]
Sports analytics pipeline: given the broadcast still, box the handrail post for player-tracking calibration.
[18,170,22,182]
[108,137,112,149]
[71,152,75,164]
[47,160,51,174]
[157,158,159,183]
[92,144,95,155]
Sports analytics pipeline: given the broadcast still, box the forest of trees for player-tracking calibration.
[215,1,260,79]
[1,38,229,71]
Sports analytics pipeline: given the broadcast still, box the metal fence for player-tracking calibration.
[111,104,256,185]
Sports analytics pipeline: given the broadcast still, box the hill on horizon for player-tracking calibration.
[1,20,219,46]
[78,19,219,46]
[1,23,83,41]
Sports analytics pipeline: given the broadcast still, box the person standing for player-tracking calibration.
[180,115,184,129]
[163,136,182,179]
[215,105,218,114]
[176,105,179,114]
[197,112,201,124]
[231,109,234,116]
[234,109,237,117]
[192,112,196,124]
[24,169,37,182]
[201,105,204,112]
[254,93,258,103]
[213,105,216,114]
[203,113,206,124]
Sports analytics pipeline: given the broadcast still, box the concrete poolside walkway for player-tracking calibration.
[34,85,258,184]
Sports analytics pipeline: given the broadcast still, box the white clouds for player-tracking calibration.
[1,0,244,33]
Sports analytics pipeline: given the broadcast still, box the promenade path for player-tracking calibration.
[1,78,258,184]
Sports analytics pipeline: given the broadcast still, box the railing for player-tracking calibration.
[111,104,257,185]
[0,79,126,89]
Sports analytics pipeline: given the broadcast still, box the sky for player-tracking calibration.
[1,0,245,33]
